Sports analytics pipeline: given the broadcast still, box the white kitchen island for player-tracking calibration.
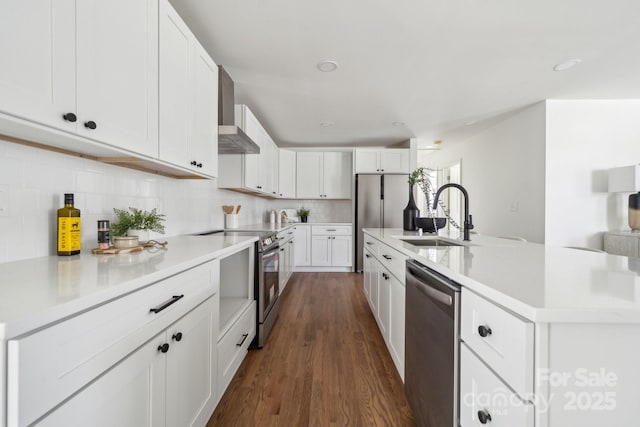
[0,234,258,427]
[363,228,640,427]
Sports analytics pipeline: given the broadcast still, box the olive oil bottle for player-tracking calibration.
[57,193,81,256]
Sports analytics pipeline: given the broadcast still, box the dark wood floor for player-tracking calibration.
[207,272,416,426]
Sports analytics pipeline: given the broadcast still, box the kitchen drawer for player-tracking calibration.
[217,300,256,396]
[461,289,534,397]
[377,244,407,282]
[7,260,217,427]
[277,227,295,243]
[460,344,534,427]
[311,225,352,236]
[363,234,379,257]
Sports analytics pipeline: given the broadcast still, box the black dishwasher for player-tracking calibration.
[405,259,461,427]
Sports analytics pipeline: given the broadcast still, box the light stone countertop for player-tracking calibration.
[0,234,258,339]
[364,228,640,323]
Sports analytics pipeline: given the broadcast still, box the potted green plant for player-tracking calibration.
[410,167,461,231]
[111,207,166,241]
[296,207,311,223]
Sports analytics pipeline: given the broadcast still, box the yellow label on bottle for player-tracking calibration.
[58,217,81,252]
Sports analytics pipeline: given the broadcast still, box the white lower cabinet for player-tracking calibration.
[217,302,256,396]
[362,233,407,381]
[40,298,217,427]
[294,224,352,270]
[293,225,311,267]
[37,332,166,427]
[307,225,353,270]
[278,228,295,293]
[460,344,534,427]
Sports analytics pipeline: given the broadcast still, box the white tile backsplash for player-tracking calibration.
[0,137,353,263]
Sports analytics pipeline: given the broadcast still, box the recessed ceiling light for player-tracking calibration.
[320,121,335,127]
[317,60,338,72]
[553,59,582,72]
[392,122,406,127]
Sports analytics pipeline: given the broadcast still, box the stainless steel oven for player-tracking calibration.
[256,234,280,348]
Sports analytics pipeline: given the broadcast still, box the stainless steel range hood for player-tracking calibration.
[218,66,260,154]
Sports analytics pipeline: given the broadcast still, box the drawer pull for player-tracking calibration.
[478,325,492,338]
[149,294,184,314]
[280,248,285,251]
[365,241,373,245]
[326,229,337,232]
[382,254,392,260]
[365,254,371,258]
[236,333,249,347]
[382,272,389,280]
[157,343,170,354]
[172,332,183,342]
[477,410,492,424]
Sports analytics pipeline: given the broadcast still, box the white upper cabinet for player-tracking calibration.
[354,148,409,174]
[159,1,218,177]
[296,152,352,199]
[75,0,159,157]
[189,40,218,177]
[218,104,276,193]
[296,152,324,199]
[278,150,296,198]
[0,0,76,133]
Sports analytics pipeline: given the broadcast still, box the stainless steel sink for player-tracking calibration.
[400,238,463,247]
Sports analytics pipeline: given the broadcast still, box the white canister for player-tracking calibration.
[225,213,239,229]
[269,210,276,225]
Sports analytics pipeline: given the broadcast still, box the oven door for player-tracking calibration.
[260,245,280,322]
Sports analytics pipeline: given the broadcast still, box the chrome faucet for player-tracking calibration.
[432,183,474,241]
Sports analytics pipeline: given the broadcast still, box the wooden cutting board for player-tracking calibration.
[91,240,167,254]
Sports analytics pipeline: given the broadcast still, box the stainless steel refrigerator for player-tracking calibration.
[355,174,409,271]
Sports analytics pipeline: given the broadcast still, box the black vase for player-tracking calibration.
[403,185,420,231]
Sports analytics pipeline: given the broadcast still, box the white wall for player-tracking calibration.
[420,102,547,243]
[545,100,640,249]
[0,137,351,263]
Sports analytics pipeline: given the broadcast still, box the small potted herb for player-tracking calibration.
[296,207,311,223]
[111,207,166,241]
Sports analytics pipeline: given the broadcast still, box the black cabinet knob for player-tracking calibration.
[477,410,492,424]
[157,343,170,353]
[280,193,283,196]
[172,332,183,342]
[84,121,97,130]
[62,113,77,122]
[197,163,203,168]
[190,161,197,166]
[478,325,492,338]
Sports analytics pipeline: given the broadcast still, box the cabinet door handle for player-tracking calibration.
[149,294,184,314]
[365,254,371,258]
[190,160,197,166]
[478,325,492,338]
[62,112,77,122]
[382,272,389,280]
[172,332,183,342]
[477,410,492,424]
[280,248,285,251]
[197,163,203,168]
[84,120,97,130]
[382,254,392,260]
[236,333,249,347]
[326,229,337,232]
[365,241,373,245]
[157,343,170,353]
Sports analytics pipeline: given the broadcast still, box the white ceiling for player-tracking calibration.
[170,0,640,147]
